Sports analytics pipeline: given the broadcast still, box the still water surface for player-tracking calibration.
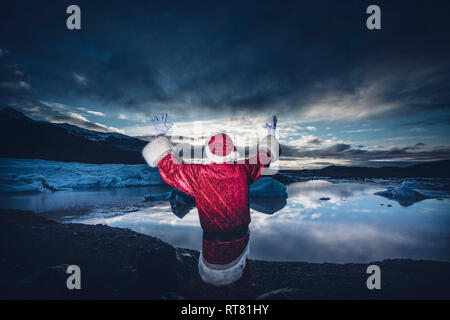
[1,180,449,263]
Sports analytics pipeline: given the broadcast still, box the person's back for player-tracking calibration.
[142,114,279,297]
[158,155,270,233]
[192,162,253,233]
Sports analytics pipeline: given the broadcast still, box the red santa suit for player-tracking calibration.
[142,133,279,287]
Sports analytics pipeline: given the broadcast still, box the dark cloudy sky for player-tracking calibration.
[1,0,449,168]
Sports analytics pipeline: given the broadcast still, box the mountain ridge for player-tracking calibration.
[1,107,449,177]
[0,107,147,164]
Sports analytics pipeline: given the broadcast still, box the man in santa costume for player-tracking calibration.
[142,114,279,298]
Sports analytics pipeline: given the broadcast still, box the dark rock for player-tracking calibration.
[136,248,179,297]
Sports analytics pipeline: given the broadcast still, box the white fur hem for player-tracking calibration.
[142,136,173,167]
[259,135,280,161]
[204,143,238,163]
[198,243,249,287]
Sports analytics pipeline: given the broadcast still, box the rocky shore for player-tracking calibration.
[1,209,449,300]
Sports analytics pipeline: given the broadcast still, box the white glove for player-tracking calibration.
[264,115,277,136]
[151,113,173,136]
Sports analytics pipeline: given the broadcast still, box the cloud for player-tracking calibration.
[13,99,124,134]
[93,122,125,134]
[308,137,322,145]
[86,110,105,117]
[23,106,40,113]
[66,112,88,122]
[76,106,105,117]
[39,100,67,111]
[125,115,270,141]
[347,128,383,133]
[280,141,450,166]
[46,113,124,133]
[0,0,449,169]
[73,73,88,86]
[0,1,448,123]
[0,81,30,90]
[409,127,427,133]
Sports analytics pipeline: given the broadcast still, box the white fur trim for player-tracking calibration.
[259,135,280,161]
[198,243,249,287]
[142,136,173,167]
[204,142,237,163]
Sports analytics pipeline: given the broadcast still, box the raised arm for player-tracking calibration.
[142,114,199,196]
[245,115,280,183]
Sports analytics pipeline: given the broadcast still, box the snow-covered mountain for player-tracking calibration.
[55,123,146,152]
[56,123,134,143]
[0,107,148,164]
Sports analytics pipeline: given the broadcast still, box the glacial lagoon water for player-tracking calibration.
[1,179,449,263]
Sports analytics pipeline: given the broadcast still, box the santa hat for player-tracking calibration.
[204,133,237,163]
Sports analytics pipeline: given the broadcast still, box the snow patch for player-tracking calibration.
[56,123,136,142]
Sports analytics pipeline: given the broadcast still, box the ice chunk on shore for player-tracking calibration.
[145,177,288,202]
[249,177,288,214]
[144,189,196,218]
[0,158,163,194]
[250,197,287,214]
[143,177,288,217]
[374,180,448,207]
[250,177,288,198]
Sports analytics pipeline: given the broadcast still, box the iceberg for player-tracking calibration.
[249,177,288,214]
[0,158,163,194]
[250,177,288,198]
[144,189,196,219]
[143,177,289,217]
[374,180,448,207]
[168,189,196,219]
[250,197,287,215]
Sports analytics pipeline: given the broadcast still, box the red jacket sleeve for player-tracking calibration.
[244,134,280,183]
[245,150,273,184]
[157,154,200,197]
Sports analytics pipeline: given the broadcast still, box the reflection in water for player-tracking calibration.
[1,180,449,263]
[250,180,450,262]
[250,196,287,215]
[0,185,173,221]
[144,189,197,219]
